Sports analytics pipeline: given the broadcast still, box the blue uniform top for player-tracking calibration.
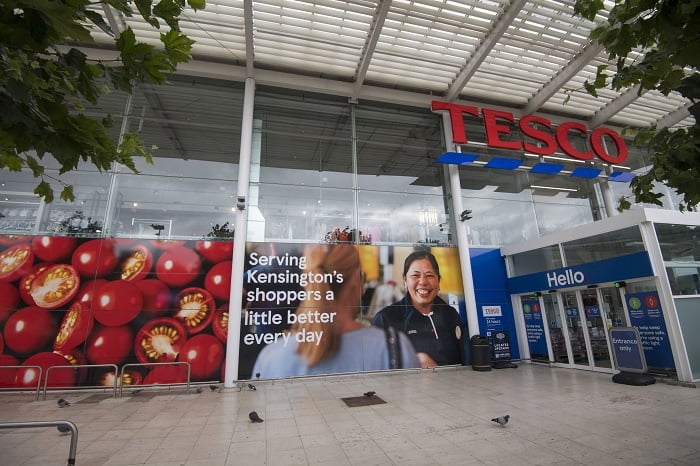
[252,326,419,379]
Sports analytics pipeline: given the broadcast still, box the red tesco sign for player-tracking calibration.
[431,101,628,164]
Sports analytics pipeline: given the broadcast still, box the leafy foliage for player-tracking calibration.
[0,0,205,202]
[574,0,699,211]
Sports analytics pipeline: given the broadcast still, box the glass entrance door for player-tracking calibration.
[543,293,568,364]
[561,290,589,366]
[580,289,612,369]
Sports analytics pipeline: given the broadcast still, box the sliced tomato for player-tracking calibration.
[18,263,50,306]
[53,348,88,385]
[173,287,215,334]
[29,264,80,309]
[54,302,95,351]
[31,236,77,262]
[119,244,153,281]
[96,368,143,387]
[0,244,34,282]
[0,282,20,324]
[212,304,229,343]
[195,240,233,263]
[134,317,188,364]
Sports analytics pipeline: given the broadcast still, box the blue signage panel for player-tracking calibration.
[625,292,675,369]
[609,327,647,372]
[522,299,548,356]
[508,252,653,294]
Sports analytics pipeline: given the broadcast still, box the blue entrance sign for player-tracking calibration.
[626,292,675,370]
[609,327,647,372]
[522,299,548,356]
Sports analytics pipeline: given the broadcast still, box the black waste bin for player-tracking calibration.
[470,335,492,371]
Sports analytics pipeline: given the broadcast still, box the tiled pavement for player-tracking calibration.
[1,364,699,465]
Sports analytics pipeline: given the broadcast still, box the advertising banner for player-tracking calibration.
[625,292,675,369]
[521,299,548,357]
[242,243,467,379]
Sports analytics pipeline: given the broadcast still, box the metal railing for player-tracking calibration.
[0,365,42,400]
[0,420,78,465]
[119,362,191,398]
[42,364,118,399]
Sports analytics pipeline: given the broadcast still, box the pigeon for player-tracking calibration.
[210,384,219,392]
[248,383,256,391]
[195,387,203,394]
[491,415,510,427]
[363,391,376,398]
[57,398,70,408]
[131,389,143,395]
[255,373,260,379]
[57,425,71,434]
[248,411,264,423]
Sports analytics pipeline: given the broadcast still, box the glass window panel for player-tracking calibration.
[562,226,645,266]
[654,223,700,296]
[511,245,563,276]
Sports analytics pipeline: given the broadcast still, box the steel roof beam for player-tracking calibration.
[656,102,692,129]
[523,41,603,115]
[444,0,528,102]
[589,83,643,128]
[353,0,391,97]
[244,0,254,77]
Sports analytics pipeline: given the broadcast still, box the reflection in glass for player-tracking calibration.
[580,289,611,369]
[543,293,568,364]
[562,291,589,365]
[654,223,700,296]
[562,226,644,266]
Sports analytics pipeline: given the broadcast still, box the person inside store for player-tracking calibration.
[372,249,466,368]
[252,243,419,378]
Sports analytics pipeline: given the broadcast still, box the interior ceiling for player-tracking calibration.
[89,0,694,131]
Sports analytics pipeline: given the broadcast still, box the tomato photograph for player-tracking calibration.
[92,280,144,326]
[143,364,189,385]
[195,240,233,263]
[17,263,49,306]
[119,244,153,281]
[54,302,95,352]
[28,264,80,309]
[0,282,20,323]
[3,306,57,354]
[71,239,118,277]
[177,334,224,380]
[85,325,133,365]
[212,304,229,343]
[0,244,34,282]
[133,279,172,316]
[155,246,201,287]
[204,260,232,300]
[173,287,215,334]
[134,317,188,364]
[16,352,76,388]
[31,236,77,262]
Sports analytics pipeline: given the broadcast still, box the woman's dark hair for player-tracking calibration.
[403,250,440,279]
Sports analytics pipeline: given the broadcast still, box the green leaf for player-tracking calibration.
[59,185,76,203]
[34,180,54,204]
[188,0,206,10]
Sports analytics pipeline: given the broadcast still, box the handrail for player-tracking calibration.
[0,420,78,465]
[0,365,43,400]
[119,362,191,398]
[43,364,118,400]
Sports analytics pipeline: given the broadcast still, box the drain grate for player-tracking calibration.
[341,395,387,407]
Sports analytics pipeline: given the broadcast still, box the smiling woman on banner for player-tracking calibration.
[372,249,465,368]
[252,243,419,378]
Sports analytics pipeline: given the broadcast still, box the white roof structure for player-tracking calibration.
[88,0,694,130]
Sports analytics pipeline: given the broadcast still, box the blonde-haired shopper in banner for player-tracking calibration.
[252,243,419,378]
[372,249,466,368]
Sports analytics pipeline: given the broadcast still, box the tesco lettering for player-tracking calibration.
[547,269,585,287]
[431,101,628,164]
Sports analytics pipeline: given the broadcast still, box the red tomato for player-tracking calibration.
[149,239,187,250]
[0,354,19,387]
[71,239,118,277]
[0,235,30,246]
[53,348,88,384]
[85,325,133,365]
[143,364,189,385]
[92,280,143,326]
[134,317,188,364]
[17,263,50,306]
[0,244,34,282]
[54,302,95,351]
[15,352,76,388]
[29,264,80,309]
[119,244,153,281]
[174,287,215,334]
[0,282,20,324]
[96,368,143,387]
[178,334,224,380]
[204,260,232,301]
[133,279,171,316]
[3,306,56,354]
[0,331,3,353]
[213,304,229,343]
[195,240,233,263]
[31,236,77,262]
[155,246,201,287]
[71,278,107,310]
